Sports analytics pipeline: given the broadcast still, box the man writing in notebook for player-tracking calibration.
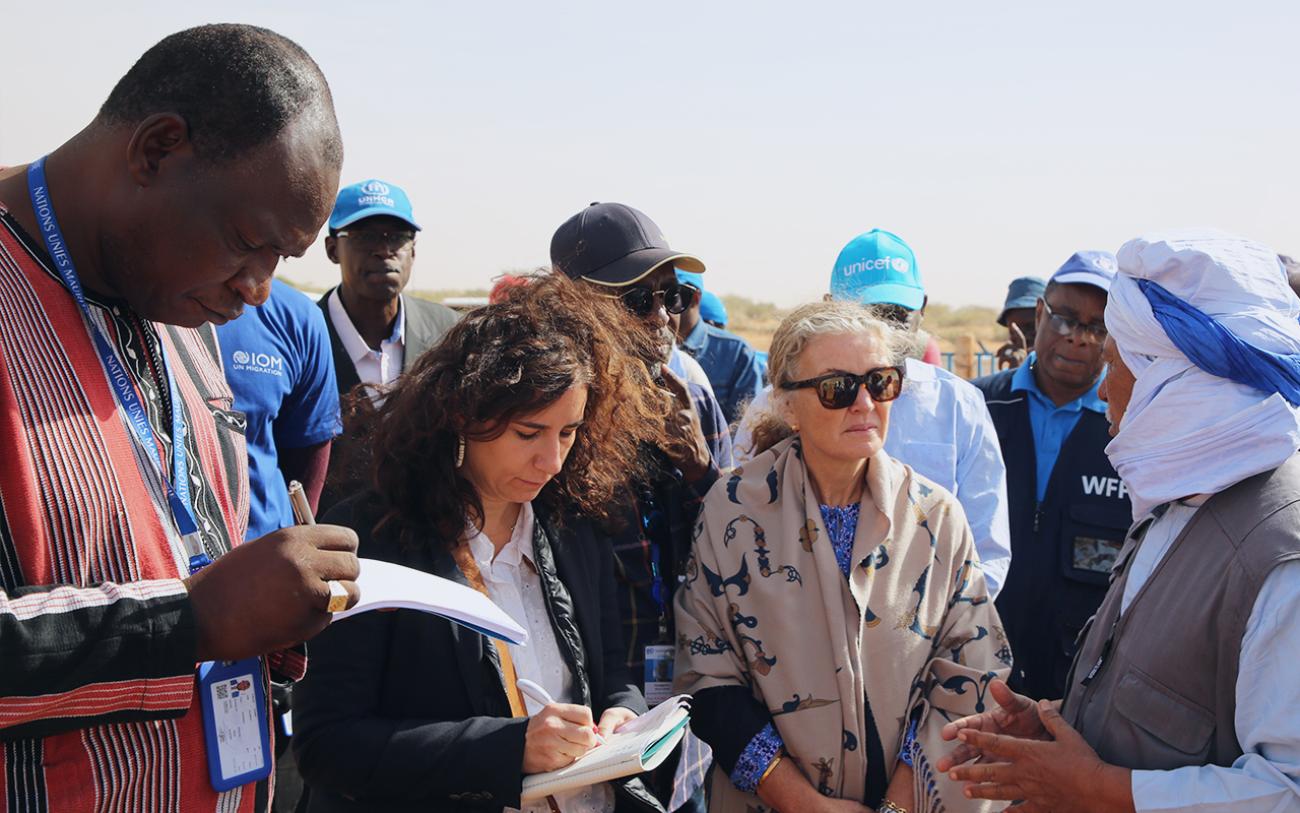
[0,25,358,813]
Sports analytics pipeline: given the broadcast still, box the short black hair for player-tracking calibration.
[98,24,342,165]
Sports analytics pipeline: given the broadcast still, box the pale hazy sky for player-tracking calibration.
[2,1,1295,306]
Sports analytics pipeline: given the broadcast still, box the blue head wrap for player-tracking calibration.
[1139,279,1300,406]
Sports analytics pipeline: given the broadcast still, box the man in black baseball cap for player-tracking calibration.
[552,202,731,810]
[552,202,714,386]
[552,200,706,285]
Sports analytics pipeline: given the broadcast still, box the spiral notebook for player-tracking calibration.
[520,695,692,801]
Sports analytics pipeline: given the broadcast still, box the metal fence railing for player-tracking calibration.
[940,350,997,379]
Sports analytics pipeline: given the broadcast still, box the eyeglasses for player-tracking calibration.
[619,283,693,317]
[780,366,905,409]
[336,229,416,252]
[1041,299,1107,342]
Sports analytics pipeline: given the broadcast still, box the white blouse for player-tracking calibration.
[466,503,615,813]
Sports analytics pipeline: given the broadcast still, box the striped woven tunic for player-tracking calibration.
[0,205,296,812]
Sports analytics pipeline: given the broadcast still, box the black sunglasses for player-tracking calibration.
[780,366,905,409]
[619,283,692,317]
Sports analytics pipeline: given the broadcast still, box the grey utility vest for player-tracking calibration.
[1061,454,1300,770]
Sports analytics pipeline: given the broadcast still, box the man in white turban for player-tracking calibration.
[937,229,1300,813]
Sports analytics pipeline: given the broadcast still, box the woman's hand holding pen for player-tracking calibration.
[523,704,600,773]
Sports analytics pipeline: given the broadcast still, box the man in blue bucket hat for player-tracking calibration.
[996,276,1047,370]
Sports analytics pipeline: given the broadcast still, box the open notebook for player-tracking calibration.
[521,695,692,801]
[331,558,529,645]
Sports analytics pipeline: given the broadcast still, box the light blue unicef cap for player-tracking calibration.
[329,179,421,231]
[829,229,924,310]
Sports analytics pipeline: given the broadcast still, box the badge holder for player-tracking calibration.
[198,658,272,791]
[190,551,271,791]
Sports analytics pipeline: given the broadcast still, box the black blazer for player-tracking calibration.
[315,288,459,514]
[293,492,663,813]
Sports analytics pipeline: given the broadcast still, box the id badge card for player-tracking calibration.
[644,644,675,707]
[198,658,272,791]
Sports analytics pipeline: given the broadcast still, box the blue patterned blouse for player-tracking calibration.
[729,502,914,793]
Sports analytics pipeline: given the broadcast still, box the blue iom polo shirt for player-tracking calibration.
[1012,352,1107,502]
[216,279,340,539]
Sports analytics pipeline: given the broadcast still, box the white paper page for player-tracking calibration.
[615,694,691,735]
[331,558,528,645]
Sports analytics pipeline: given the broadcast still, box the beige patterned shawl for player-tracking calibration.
[674,437,1010,812]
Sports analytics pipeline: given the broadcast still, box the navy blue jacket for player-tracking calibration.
[973,369,1132,700]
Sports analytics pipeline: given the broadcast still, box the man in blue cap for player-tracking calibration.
[316,178,458,512]
[674,269,765,424]
[735,229,1013,598]
[972,251,1130,700]
[995,276,1047,370]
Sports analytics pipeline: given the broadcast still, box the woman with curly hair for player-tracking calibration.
[294,273,670,813]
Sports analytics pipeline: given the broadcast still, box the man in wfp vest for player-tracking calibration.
[937,230,1300,811]
[0,25,359,812]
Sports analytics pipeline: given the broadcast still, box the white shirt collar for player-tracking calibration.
[466,502,536,571]
[327,287,406,366]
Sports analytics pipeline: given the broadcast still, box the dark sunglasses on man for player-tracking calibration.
[618,282,693,317]
[780,366,905,410]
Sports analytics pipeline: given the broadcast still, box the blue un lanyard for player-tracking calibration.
[26,157,210,574]
[641,500,669,639]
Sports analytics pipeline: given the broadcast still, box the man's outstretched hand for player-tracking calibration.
[939,682,1134,813]
[937,679,1049,772]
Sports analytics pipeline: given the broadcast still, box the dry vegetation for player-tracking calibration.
[722,296,1006,355]
[281,278,1008,356]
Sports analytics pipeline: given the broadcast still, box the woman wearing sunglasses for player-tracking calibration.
[293,274,670,813]
[675,301,1010,813]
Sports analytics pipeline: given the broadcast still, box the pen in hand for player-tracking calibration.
[516,678,607,745]
[288,480,316,525]
[290,480,351,613]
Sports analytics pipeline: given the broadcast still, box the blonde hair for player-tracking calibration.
[749,301,908,456]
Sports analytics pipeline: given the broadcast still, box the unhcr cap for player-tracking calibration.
[329,179,421,231]
[829,229,924,310]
